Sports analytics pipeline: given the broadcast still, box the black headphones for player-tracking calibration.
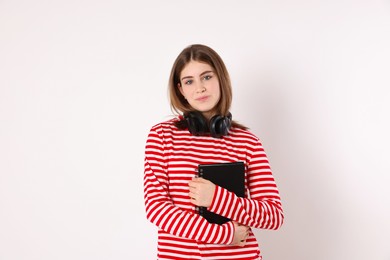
[184,111,232,138]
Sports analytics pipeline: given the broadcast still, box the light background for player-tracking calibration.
[1,0,389,259]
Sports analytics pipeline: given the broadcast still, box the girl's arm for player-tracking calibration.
[207,141,284,230]
[144,127,235,244]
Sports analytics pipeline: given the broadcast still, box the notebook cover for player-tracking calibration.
[197,161,245,225]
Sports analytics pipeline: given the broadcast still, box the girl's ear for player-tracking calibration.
[178,83,185,97]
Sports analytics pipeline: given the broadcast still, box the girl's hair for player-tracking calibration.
[168,44,247,130]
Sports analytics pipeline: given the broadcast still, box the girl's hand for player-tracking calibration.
[231,222,250,247]
[188,177,216,207]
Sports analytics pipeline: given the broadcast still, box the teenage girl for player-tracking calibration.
[144,44,284,260]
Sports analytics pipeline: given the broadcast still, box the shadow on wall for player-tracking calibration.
[243,73,347,259]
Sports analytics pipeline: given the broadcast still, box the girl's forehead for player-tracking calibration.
[181,61,214,76]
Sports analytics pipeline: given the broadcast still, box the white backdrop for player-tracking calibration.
[1,1,389,259]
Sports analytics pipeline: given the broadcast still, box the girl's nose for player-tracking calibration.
[195,82,206,93]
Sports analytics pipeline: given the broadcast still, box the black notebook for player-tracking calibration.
[197,161,245,225]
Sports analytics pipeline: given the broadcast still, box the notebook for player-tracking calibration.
[197,161,245,225]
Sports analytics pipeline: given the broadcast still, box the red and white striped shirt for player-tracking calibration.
[143,117,284,260]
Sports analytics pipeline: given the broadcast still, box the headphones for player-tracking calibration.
[184,111,232,138]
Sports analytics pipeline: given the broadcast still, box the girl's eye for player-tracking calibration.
[204,75,212,80]
[184,80,193,85]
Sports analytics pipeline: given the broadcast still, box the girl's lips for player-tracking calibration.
[196,96,209,101]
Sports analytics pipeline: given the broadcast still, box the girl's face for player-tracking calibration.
[179,60,221,119]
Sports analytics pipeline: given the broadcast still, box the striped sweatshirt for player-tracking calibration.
[143,117,284,260]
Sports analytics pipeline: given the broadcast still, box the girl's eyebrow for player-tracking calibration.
[181,70,214,81]
[200,70,214,76]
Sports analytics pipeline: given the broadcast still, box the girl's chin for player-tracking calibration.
[194,110,214,119]
[192,105,215,113]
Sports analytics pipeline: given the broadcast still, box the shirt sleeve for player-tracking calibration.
[207,140,284,230]
[143,126,235,244]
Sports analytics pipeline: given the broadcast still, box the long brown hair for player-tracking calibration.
[168,44,247,130]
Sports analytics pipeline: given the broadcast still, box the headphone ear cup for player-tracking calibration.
[209,113,232,138]
[185,112,208,135]
[209,115,221,137]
